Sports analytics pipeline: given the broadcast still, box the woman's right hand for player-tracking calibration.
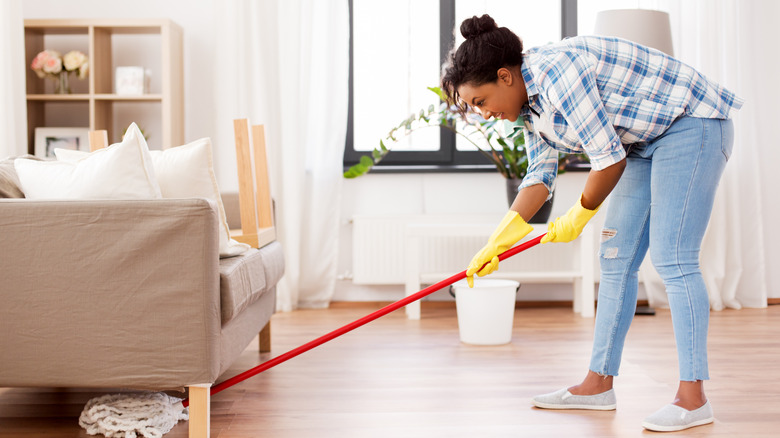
[466,210,533,287]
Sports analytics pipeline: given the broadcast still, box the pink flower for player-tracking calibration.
[30,49,89,81]
[30,51,47,70]
[42,54,62,74]
[30,50,53,78]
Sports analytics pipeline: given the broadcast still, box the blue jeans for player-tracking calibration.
[590,116,734,382]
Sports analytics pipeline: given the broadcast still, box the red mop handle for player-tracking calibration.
[182,233,545,408]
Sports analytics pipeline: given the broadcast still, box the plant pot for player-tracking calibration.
[505,177,554,223]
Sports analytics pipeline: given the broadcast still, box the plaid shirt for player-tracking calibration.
[507,36,744,194]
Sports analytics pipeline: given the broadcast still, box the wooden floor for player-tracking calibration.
[1,302,778,437]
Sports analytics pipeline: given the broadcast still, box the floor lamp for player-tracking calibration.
[594,9,674,56]
[594,9,675,316]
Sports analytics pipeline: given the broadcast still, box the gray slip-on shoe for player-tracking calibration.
[642,401,714,432]
[532,388,617,410]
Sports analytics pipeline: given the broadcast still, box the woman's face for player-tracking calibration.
[456,67,526,122]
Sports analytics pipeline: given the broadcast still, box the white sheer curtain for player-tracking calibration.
[632,0,770,310]
[0,0,27,159]
[214,0,349,311]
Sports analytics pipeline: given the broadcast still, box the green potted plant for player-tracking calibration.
[344,87,585,222]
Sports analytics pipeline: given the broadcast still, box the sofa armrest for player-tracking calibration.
[0,198,222,390]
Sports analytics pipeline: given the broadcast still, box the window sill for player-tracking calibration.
[343,164,499,174]
[342,162,591,175]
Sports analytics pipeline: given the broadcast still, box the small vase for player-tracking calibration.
[55,72,71,94]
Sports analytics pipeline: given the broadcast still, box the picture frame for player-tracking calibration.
[115,66,146,95]
[34,127,90,158]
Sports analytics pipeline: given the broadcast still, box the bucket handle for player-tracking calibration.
[449,283,522,298]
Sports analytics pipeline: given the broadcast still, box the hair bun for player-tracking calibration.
[460,14,498,40]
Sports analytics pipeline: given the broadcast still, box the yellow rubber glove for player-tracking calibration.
[541,196,600,244]
[466,211,533,288]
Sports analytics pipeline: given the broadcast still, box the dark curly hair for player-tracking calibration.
[441,14,524,109]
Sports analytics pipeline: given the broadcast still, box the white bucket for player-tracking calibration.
[451,278,519,345]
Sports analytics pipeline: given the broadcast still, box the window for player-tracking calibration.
[344,0,577,172]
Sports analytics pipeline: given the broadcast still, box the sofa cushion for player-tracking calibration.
[219,241,284,324]
[0,157,26,198]
[148,138,249,258]
[14,123,162,200]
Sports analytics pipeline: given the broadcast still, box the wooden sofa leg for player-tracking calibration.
[259,321,271,353]
[188,384,210,438]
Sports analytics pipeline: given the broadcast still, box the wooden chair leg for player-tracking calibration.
[233,119,259,247]
[188,384,210,438]
[258,321,271,353]
[229,119,277,249]
[88,130,108,151]
[250,124,274,229]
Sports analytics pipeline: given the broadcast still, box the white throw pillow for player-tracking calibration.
[55,135,249,258]
[148,138,249,258]
[15,123,162,200]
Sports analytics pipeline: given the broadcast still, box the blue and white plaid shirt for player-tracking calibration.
[507,36,744,194]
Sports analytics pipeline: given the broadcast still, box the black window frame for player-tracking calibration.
[343,0,577,174]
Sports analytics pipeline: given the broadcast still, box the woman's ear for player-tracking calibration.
[497,67,513,86]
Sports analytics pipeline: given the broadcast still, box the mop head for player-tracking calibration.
[79,392,188,438]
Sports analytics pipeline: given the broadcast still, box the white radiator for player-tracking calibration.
[351,214,579,285]
[352,215,412,284]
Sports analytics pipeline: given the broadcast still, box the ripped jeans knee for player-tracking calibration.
[600,228,618,259]
[597,225,646,300]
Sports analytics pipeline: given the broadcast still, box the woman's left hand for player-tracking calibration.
[541,196,600,243]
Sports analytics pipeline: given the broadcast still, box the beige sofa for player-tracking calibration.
[0,180,283,433]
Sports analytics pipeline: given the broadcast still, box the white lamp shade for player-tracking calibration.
[594,9,674,56]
